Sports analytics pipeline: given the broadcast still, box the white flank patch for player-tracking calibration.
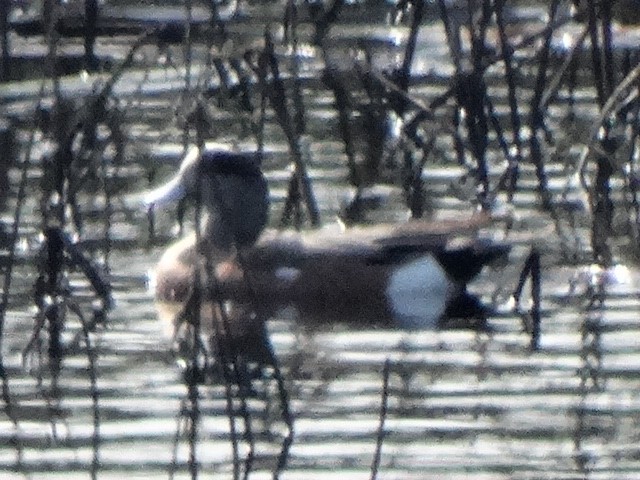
[386,255,454,329]
[275,266,301,282]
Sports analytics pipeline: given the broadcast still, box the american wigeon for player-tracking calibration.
[146,146,509,341]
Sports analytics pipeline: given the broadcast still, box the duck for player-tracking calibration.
[145,146,510,342]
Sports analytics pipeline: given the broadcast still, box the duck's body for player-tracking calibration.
[147,147,508,341]
[153,217,507,334]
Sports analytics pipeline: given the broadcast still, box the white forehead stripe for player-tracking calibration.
[386,255,454,330]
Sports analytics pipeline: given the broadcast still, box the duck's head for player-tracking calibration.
[145,147,269,252]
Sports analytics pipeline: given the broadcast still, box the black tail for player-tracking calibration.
[440,291,490,330]
[436,243,510,284]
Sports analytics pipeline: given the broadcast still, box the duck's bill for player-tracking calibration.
[144,176,186,209]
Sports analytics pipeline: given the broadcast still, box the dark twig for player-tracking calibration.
[234,250,294,479]
[370,358,391,480]
[540,25,590,110]
[493,0,523,200]
[70,300,101,480]
[528,0,562,210]
[186,357,201,480]
[262,329,294,480]
[436,0,462,72]
[323,69,360,185]
[288,4,306,142]
[530,249,541,351]
[0,0,9,81]
[512,248,542,350]
[584,0,616,266]
[84,0,99,70]
[309,0,344,45]
[393,0,424,110]
[588,62,640,148]
[585,0,607,109]
[254,30,319,228]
